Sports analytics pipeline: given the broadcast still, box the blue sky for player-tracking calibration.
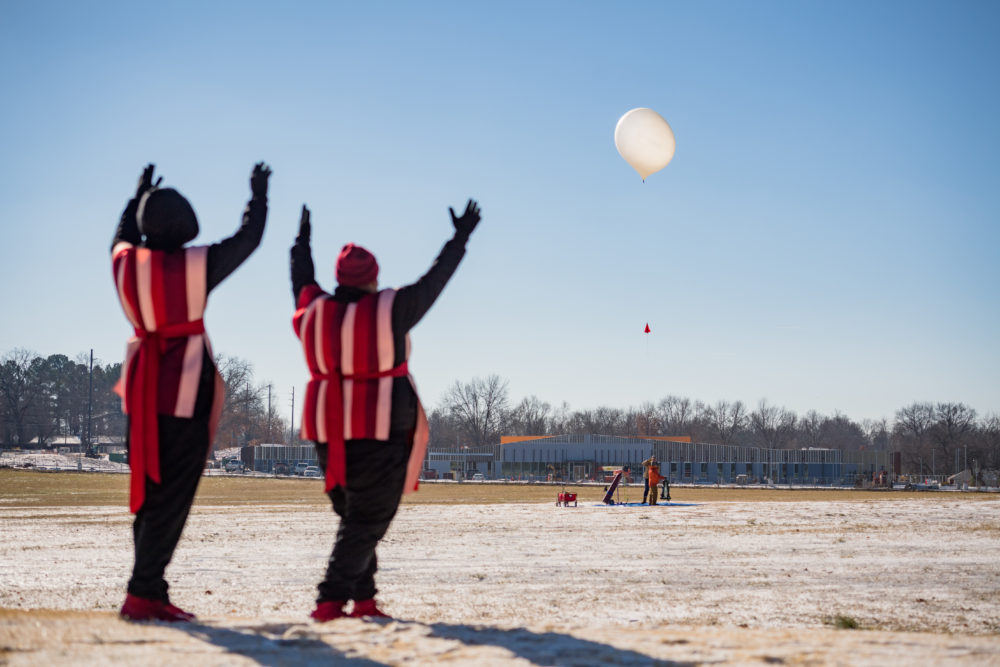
[1,0,997,425]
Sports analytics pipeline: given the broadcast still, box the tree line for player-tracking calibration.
[4,350,997,475]
[0,349,288,452]
[429,375,1000,476]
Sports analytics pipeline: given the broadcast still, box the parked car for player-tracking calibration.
[472,473,485,481]
[224,459,244,473]
[294,462,310,476]
[273,462,291,475]
[303,466,322,478]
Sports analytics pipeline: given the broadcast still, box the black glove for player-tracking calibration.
[297,205,311,242]
[250,162,272,198]
[450,199,481,235]
[135,163,162,199]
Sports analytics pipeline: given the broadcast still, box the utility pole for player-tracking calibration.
[289,386,295,445]
[87,349,93,454]
[80,349,93,470]
[267,383,273,443]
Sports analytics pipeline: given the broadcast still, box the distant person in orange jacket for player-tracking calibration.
[647,459,670,505]
[641,455,654,503]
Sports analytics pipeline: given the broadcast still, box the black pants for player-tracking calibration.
[314,436,411,602]
[642,478,649,503]
[127,414,210,601]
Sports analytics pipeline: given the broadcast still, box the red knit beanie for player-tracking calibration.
[335,243,379,287]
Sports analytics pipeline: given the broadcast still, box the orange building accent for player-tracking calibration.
[500,435,557,444]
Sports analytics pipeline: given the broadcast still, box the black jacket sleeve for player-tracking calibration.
[290,226,317,306]
[111,198,142,251]
[392,229,471,333]
[206,195,267,293]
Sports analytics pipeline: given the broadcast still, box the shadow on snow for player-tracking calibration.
[173,618,696,666]
[427,622,696,666]
[175,621,382,667]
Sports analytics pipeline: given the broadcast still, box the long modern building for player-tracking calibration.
[242,434,897,486]
[428,434,896,486]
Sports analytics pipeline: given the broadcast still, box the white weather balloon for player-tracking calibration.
[614,107,676,181]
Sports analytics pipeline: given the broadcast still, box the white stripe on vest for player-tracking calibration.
[175,247,208,417]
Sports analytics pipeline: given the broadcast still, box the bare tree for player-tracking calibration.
[892,402,935,473]
[818,413,867,450]
[750,399,797,449]
[656,395,695,436]
[546,402,572,435]
[862,418,890,451]
[704,400,748,446]
[215,355,266,450]
[442,375,510,446]
[564,406,628,435]
[929,402,977,473]
[798,410,824,449]
[507,396,551,436]
[973,413,1000,473]
[631,402,659,436]
[427,407,462,448]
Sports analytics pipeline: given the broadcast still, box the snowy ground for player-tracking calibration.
[0,450,129,473]
[2,490,999,665]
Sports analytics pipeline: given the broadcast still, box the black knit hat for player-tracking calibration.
[137,188,199,249]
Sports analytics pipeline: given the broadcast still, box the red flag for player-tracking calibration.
[644,323,651,333]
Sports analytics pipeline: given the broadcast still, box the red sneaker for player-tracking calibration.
[120,594,194,623]
[162,601,197,622]
[310,600,347,622]
[349,599,389,619]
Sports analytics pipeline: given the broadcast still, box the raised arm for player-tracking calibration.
[205,162,270,292]
[290,205,318,305]
[393,199,481,332]
[111,164,161,251]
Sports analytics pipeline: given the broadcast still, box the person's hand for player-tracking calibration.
[450,199,481,235]
[297,205,311,242]
[136,164,162,199]
[250,162,272,198]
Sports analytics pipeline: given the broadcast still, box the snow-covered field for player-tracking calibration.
[1,474,999,664]
[0,450,129,473]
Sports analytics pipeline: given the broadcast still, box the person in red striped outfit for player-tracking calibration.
[290,199,481,621]
[111,163,270,622]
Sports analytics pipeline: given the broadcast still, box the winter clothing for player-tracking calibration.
[310,600,348,622]
[112,163,268,610]
[648,463,665,504]
[350,599,390,618]
[641,456,655,502]
[335,243,379,287]
[137,187,199,249]
[291,200,480,609]
[120,593,196,622]
[293,286,424,492]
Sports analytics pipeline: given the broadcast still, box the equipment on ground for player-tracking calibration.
[602,470,624,505]
[556,489,578,507]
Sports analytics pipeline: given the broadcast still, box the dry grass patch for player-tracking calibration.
[2,469,996,508]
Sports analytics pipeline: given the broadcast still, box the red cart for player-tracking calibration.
[556,491,578,507]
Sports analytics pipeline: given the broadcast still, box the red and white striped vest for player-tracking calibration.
[293,285,428,493]
[112,241,223,513]
[113,242,213,417]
